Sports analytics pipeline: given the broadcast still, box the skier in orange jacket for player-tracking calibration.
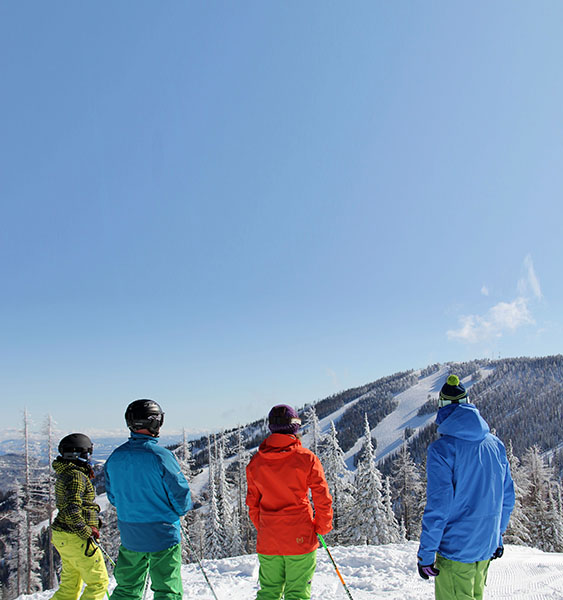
[246,404,333,600]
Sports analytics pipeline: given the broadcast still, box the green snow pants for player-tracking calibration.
[435,554,491,600]
[51,530,109,600]
[256,551,317,600]
[110,544,183,600]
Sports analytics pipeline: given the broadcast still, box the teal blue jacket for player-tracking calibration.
[105,433,192,552]
[418,404,515,565]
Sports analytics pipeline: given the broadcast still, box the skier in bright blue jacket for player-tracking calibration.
[105,400,192,600]
[417,375,515,600]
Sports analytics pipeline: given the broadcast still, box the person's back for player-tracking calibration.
[418,376,515,600]
[105,433,191,551]
[419,403,513,563]
[246,404,333,600]
[105,399,191,600]
[51,434,109,600]
[247,432,332,555]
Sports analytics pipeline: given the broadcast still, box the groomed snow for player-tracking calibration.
[16,542,563,600]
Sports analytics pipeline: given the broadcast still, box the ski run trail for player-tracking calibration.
[17,542,563,600]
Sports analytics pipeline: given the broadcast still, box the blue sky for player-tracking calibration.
[1,2,562,439]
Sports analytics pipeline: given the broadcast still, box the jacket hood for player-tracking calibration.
[52,456,91,475]
[258,433,301,459]
[437,404,490,442]
[129,432,159,444]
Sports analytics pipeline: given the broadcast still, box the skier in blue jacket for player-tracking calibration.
[105,400,192,600]
[417,375,515,600]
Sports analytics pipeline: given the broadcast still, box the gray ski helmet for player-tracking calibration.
[58,433,93,460]
[125,399,164,435]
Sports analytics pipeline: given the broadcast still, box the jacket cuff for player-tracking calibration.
[417,549,436,566]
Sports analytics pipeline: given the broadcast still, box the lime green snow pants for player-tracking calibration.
[256,551,317,600]
[110,544,183,600]
[435,554,491,600]
[51,530,109,600]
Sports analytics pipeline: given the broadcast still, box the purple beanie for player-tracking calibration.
[268,405,302,434]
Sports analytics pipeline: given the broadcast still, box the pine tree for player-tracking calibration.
[43,415,57,589]
[390,442,424,540]
[521,445,563,552]
[380,476,402,543]
[185,509,206,562]
[503,440,531,546]
[544,482,563,552]
[344,414,387,545]
[235,426,253,553]
[21,410,42,594]
[204,436,224,559]
[174,428,195,482]
[216,433,243,557]
[319,421,354,545]
[304,406,322,456]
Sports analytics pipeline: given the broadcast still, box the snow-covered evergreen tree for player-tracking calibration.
[521,445,563,552]
[390,442,424,540]
[319,421,354,545]
[21,411,42,594]
[185,508,206,562]
[174,428,195,483]
[304,406,322,456]
[204,436,224,559]
[235,425,253,553]
[42,415,57,588]
[216,433,243,557]
[544,482,563,552]
[381,476,402,543]
[503,440,531,546]
[344,414,387,545]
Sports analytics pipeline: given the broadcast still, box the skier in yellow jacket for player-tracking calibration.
[51,433,108,600]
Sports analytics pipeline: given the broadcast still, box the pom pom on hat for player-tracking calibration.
[439,374,468,407]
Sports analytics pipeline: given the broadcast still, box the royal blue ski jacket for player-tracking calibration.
[104,432,192,552]
[418,404,515,565]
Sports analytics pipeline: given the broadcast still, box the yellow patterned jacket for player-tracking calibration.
[51,458,101,540]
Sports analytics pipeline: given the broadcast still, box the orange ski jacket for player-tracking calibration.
[246,433,333,555]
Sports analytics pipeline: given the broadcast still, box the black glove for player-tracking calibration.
[491,546,504,560]
[418,563,440,579]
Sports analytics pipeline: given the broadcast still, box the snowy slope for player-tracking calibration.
[339,366,494,467]
[17,542,563,600]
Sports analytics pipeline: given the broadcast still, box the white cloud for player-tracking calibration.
[447,298,534,343]
[518,255,542,300]
[447,256,541,344]
[326,367,341,389]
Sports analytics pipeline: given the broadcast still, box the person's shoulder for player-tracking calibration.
[149,442,177,463]
[106,440,131,460]
[428,435,454,455]
[295,444,320,464]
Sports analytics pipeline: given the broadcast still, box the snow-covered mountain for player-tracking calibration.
[188,355,563,475]
[14,542,563,600]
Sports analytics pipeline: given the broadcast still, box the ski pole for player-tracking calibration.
[181,529,220,600]
[93,540,116,567]
[317,534,355,600]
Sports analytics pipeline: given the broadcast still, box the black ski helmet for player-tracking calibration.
[125,399,164,436]
[58,433,93,460]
